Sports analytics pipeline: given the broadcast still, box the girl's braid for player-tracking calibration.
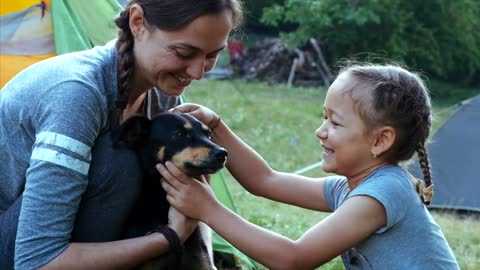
[416,142,434,205]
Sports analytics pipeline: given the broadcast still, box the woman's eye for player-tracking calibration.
[207,52,219,59]
[175,50,193,59]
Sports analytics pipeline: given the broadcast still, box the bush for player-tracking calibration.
[262,0,480,85]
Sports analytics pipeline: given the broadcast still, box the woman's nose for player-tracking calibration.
[186,57,206,80]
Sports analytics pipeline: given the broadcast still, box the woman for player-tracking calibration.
[0,0,243,269]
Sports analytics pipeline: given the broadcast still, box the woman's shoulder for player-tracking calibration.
[52,40,118,75]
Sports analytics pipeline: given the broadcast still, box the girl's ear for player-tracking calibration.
[129,4,146,38]
[370,126,396,158]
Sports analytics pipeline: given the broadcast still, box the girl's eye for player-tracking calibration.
[322,115,339,127]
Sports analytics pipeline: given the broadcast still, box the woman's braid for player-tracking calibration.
[110,8,135,128]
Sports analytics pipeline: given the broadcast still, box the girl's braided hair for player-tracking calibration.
[341,64,434,205]
[111,0,244,127]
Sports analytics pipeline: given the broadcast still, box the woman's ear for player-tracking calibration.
[370,126,396,158]
[129,4,146,38]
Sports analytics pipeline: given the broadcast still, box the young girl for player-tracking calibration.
[159,64,460,269]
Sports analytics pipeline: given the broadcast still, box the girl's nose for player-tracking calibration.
[315,122,327,139]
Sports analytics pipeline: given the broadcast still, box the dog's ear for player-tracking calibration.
[111,115,151,149]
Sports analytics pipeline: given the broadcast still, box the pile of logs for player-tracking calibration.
[231,38,333,87]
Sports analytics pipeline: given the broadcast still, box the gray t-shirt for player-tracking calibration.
[323,165,459,270]
[0,40,178,269]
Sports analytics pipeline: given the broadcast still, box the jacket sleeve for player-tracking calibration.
[15,80,103,269]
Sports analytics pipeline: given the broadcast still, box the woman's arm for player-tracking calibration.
[173,104,330,211]
[40,234,170,270]
[40,206,196,269]
[159,163,387,270]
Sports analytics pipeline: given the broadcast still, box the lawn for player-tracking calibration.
[184,79,480,270]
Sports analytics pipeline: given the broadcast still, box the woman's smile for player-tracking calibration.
[172,73,192,86]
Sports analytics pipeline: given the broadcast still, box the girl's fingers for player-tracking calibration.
[171,103,198,114]
[166,194,177,208]
[161,178,179,196]
[160,178,170,191]
[157,163,183,189]
[200,176,209,185]
[204,174,212,184]
[164,161,191,184]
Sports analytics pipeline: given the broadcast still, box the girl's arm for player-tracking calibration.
[173,104,330,211]
[159,163,387,270]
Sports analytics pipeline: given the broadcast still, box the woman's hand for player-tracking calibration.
[157,161,218,222]
[170,103,220,130]
[167,206,198,243]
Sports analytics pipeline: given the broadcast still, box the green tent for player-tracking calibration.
[1,0,255,268]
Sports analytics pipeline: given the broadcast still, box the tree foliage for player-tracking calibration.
[262,0,480,85]
[242,0,284,35]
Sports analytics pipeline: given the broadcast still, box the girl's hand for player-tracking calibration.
[170,103,220,130]
[167,206,198,243]
[157,161,218,222]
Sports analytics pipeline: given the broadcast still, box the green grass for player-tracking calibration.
[184,79,480,269]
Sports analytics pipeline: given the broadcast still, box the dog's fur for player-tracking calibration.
[112,112,228,270]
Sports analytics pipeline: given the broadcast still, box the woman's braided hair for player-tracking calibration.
[341,64,434,205]
[111,0,244,127]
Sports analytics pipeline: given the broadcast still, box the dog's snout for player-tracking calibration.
[213,148,228,161]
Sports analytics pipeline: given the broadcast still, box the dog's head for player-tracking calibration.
[112,112,228,177]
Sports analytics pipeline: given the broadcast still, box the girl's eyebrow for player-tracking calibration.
[170,43,226,55]
[324,107,345,120]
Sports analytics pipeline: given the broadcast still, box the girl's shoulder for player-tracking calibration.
[352,165,423,231]
[322,175,349,211]
[364,164,413,190]
[353,164,418,206]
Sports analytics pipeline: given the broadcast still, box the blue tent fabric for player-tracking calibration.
[409,95,480,212]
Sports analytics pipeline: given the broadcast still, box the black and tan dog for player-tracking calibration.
[112,112,228,270]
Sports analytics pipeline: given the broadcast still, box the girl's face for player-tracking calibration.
[133,10,233,96]
[315,72,376,177]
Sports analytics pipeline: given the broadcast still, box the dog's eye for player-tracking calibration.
[176,131,185,137]
[205,130,212,139]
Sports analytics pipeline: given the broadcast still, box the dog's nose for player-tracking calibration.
[213,148,228,161]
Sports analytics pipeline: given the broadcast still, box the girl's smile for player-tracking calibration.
[321,144,335,159]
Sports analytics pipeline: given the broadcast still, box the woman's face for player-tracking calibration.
[132,9,233,96]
